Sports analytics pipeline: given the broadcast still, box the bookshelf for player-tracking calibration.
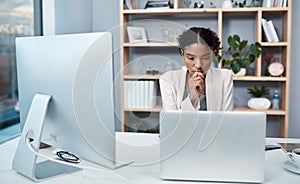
[119,0,292,137]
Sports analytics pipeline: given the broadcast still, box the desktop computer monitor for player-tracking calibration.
[13,32,116,181]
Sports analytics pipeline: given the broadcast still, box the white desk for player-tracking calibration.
[0,132,300,184]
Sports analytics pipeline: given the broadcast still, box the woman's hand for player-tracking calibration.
[188,71,206,106]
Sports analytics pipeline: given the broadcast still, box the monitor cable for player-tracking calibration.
[26,139,132,183]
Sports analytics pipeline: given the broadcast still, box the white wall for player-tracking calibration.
[42,0,93,35]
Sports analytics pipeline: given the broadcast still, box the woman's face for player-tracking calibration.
[181,42,213,76]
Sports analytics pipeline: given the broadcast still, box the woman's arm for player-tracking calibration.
[159,75,178,110]
[160,73,199,111]
[222,69,234,111]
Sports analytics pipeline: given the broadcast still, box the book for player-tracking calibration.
[263,0,272,7]
[282,0,287,7]
[148,81,157,108]
[124,81,130,108]
[144,80,149,108]
[262,18,273,42]
[124,80,136,108]
[278,0,283,7]
[124,80,158,108]
[137,81,144,108]
[267,20,280,42]
[145,0,171,9]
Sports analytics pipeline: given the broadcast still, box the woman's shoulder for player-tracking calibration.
[209,67,232,77]
[160,67,186,79]
[220,68,233,77]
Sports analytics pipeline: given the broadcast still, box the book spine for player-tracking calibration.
[267,20,280,42]
[148,81,157,108]
[262,18,273,42]
[263,0,270,7]
[144,80,149,108]
[124,81,130,108]
[138,81,144,108]
[283,0,287,7]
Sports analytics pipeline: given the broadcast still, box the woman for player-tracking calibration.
[159,27,233,111]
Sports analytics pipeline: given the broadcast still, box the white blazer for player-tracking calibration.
[159,66,233,111]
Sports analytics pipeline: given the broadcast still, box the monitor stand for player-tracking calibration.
[12,93,81,182]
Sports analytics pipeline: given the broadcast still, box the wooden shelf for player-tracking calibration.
[124,105,162,112]
[122,41,288,49]
[124,106,287,115]
[122,7,288,15]
[123,42,177,47]
[123,75,161,80]
[122,8,219,15]
[261,42,288,47]
[233,76,287,81]
[234,107,286,115]
[124,75,287,81]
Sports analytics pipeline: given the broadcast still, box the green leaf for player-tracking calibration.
[248,54,255,62]
[230,59,241,74]
[247,85,269,97]
[223,59,230,65]
[232,52,240,58]
[228,36,239,50]
[250,44,261,57]
[255,42,262,48]
[233,34,240,42]
[243,58,251,67]
[228,36,233,45]
[239,40,248,51]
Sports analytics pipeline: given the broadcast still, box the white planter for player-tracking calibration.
[232,68,246,76]
[222,0,232,8]
[247,97,271,110]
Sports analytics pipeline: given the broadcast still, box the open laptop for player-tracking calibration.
[159,111,266,183]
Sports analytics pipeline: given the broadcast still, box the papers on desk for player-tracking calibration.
[278,143,300,152]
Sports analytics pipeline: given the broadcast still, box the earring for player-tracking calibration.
[180,49,184,56]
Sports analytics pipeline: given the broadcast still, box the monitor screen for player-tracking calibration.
[13,32,116,180]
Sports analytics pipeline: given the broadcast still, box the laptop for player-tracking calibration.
[159,111,266,183]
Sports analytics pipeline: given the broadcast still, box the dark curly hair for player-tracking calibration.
[178,27,221,56]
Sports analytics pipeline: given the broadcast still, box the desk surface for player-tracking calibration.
[0,132,300,184]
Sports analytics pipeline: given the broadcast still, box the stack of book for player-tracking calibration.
[262,0,287,7]
[262,18,280,42]
[124,80,157,109]
[144,0,172,9]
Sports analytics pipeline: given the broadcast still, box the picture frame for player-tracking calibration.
[127,26,148,43]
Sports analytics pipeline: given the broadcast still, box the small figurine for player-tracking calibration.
[209,2,216,8]
[183,0,192,8]
[194,1,204,8]
[268,58,284,77]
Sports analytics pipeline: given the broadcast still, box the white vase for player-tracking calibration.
[232,68,246,76]
[247,97,271,110]
[222,0,232,8]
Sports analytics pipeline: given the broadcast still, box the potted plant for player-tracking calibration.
[231,0,262,7]
[232,0,246,7]
[219,34,262,75]
[247,85,271,110]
